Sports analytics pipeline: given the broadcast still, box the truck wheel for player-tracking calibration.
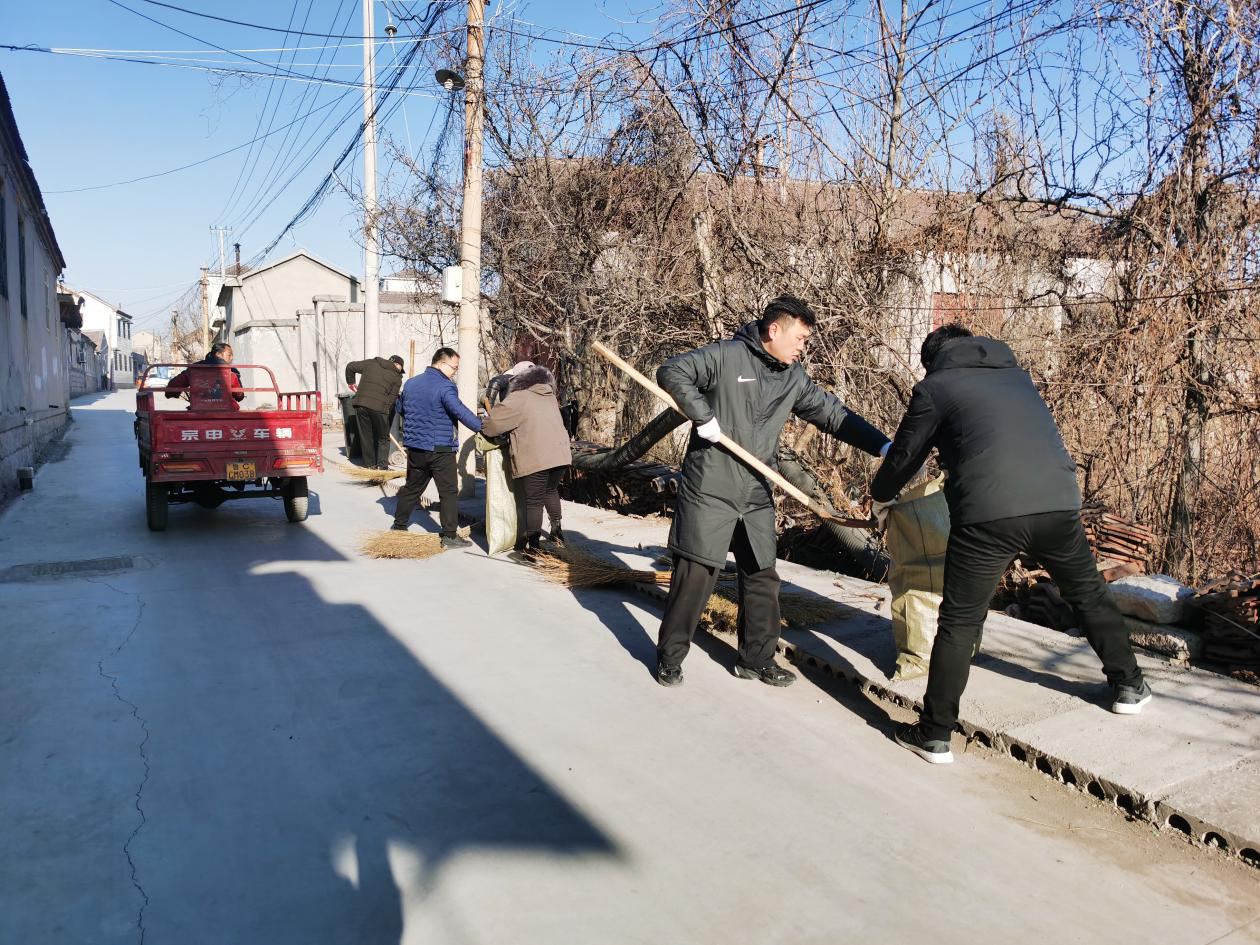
[284,477,309,523]
[146,481,168,531]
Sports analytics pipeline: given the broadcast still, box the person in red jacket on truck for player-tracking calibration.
[165,342,245,409]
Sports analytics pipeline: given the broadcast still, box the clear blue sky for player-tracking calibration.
[2,1,656,330]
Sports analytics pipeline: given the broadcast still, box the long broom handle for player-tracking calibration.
[592,341,874,530]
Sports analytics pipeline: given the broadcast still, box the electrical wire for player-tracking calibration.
[44,94,345,193]
[130,0,838,55]
[240,3,453,262]
[213,0,307,223]
[0,43,441,93]
[223,16,420,239]
[220,0,356,224]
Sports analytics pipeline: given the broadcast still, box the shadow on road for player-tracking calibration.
[3,398,619,945]
[133,550,618,943]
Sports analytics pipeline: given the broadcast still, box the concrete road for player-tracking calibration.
[1,391,1256,945]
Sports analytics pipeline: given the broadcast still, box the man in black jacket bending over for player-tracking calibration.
[655,295,890,688]
[871,323,1151,765]
[345,355,405,469]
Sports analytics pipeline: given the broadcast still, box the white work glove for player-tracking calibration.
[872,498,895,530]
[694,417,722,443]
[880,441,892,459]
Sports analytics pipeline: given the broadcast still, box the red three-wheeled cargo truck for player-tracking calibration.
[134,362,323,531]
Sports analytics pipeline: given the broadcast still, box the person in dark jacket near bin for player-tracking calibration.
[654,295,891,688]
[345,354,405,469]
[871,323,1151,766]
[391,347,482,547]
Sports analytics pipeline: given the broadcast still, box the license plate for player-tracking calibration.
[226,461,256,481]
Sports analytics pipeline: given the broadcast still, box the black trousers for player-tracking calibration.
[520,466,566,538]
[920,509,1144,740]
[658,521,781,671]
[392,448,459,536]
[355,406,390,469]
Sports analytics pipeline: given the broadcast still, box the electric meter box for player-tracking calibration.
[441,265,463,304]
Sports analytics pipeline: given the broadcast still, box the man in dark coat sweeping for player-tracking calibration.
[654,295,891,688]
[870,322,1151,765]
[345,354,405,469]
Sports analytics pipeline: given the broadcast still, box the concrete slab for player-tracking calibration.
[1155,753,1260,857]
[555,490,1260,862]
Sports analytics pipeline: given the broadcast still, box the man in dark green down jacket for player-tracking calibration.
[345,355,405,469]
[654,295,890,688]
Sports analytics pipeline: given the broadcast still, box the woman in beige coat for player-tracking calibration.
[481,364,572,555]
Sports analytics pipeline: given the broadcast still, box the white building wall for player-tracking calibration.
[0,142,69,503]
[225,254,357,333]
[76,290,134,388]
[228,301,453,414]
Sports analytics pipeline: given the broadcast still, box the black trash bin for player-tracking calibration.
[338,392,362,460]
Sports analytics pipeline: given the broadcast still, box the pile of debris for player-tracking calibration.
[1193,572,1260,671]
[564,441,679,516]
[1000,507,1208,667]
[1081,506,1154,571]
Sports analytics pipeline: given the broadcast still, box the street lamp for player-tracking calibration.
[435,68,465,92]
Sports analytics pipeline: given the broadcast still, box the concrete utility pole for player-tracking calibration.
[200,266,210,352]
[211,225,229,277]
[362,0,381,361]
[456,0,485,495]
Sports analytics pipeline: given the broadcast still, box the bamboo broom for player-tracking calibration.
[532,544,670,587]
[590,340,875,530]
[531,545,842,626]
[359,530,444,558]
[340,433,409,483]
[359,523,475,559]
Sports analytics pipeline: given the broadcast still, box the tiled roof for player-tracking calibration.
[0,72,66,270]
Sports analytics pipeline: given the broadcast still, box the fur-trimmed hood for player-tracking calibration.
[507,364,556,394]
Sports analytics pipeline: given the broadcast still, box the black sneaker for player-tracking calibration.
[656,663,683,687]
[733,663,796,687]
[1110,679,1153,715]
[390,523,409,532]
[543,526,566,546]
[894,723,954,764]
[441,534,473,549]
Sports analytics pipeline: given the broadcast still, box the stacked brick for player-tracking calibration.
[1080,507,1154,570]
[1193,573,1260,670]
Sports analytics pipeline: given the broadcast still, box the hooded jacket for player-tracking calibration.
[480,365,572,477]
[396,366,481,451]
[345,357,403,414]
[870,336,1081,525]
[657,322,889,570]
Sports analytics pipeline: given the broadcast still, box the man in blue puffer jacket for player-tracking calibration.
[391,347,482,547]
